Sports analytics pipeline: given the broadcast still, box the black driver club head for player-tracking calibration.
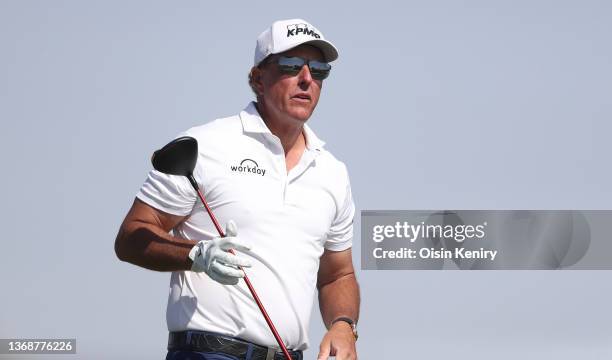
[151,136,198,177]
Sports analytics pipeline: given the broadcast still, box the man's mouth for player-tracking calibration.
[291,93,311,102]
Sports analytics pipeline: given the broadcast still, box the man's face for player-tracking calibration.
[256,45,326,123]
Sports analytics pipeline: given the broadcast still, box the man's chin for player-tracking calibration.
[287,106,315,122]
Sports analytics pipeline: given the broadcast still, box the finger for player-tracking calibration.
[337,343,357,360]
[317,339,331,360]
[344,352,357,360]
[335,349,354,360]
[214,250,252,268]
[218,236,252,252]
[207,268,239,285]
[225,220,238,237]
[210,261,245,279]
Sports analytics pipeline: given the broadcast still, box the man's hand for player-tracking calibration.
[189,220,252,285]
[317,321,357,360]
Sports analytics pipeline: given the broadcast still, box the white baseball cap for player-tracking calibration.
[254,19,339,66]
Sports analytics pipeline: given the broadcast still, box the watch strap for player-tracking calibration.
[331,316,355,327]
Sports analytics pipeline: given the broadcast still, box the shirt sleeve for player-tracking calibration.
[324,166,355,252]
[136,169,197,216]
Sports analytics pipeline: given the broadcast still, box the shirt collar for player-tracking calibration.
[239,102,326,151]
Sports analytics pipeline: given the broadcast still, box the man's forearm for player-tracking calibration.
[318,273,360,328]
[115,222,195,272]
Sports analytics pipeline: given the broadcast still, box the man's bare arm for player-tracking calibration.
[114,198,195,271]
[317,248,360,327]
[317,248,360,359]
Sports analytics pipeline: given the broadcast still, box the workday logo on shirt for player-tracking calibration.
[230,159,267,177]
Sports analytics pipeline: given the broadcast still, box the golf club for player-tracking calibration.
[152,136,293,360]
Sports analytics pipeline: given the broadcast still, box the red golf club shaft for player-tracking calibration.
[193,187,293,360]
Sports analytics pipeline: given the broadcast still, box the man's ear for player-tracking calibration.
[250,67,264,96]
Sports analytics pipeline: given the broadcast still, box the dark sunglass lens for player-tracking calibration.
[309,61,331,80]
[277,57,305,75]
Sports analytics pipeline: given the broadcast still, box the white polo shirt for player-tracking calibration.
[136,102,355,351]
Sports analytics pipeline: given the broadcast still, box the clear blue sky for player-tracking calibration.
[1,1,611,359]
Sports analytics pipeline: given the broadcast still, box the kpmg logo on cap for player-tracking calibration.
[286,23,321,39]
[231,159,267,177]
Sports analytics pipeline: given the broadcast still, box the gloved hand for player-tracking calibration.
[188,220,252,285]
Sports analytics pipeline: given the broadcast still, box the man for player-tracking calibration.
[115,19,359,360]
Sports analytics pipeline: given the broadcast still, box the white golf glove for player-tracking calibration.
[188,220,252,285]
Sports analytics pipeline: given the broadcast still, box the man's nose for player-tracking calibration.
[297,64,313,86]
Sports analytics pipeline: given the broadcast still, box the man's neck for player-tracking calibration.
[255,102,306,155]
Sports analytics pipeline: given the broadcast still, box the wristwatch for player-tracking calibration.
[331,317,358,341]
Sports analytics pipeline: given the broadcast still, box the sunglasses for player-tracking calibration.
[265,56,332,80]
